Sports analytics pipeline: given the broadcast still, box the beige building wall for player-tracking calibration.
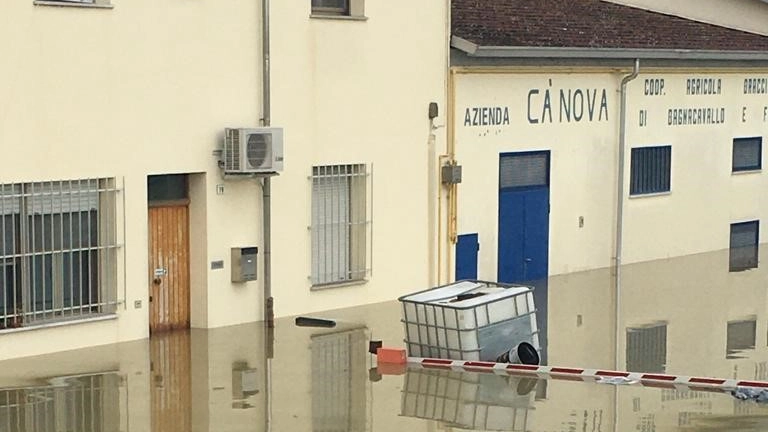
[268,2,448,317]
[0,0,448,360]
[606,0,768,35]
[623,72,768,264]
[452,68,768,278]
[453,71,621,278]
[0,0,262,359]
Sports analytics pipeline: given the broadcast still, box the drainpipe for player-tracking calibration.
[261,0,274,328]
[612,58,639,432]
[615,59,639,371]
[261,3,274,432]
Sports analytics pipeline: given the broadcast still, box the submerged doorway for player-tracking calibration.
[148,174,190,333]
[497,151,550,284]
[497,151,550,361]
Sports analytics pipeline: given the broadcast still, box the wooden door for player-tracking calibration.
[151,330,192,432]
[148,205,190,332]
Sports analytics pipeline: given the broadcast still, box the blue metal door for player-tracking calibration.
[497,152,550,284]
[455,233,479,280]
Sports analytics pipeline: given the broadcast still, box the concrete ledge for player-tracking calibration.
[310,14,368,21]
[311,279,369,291]
[0,314,117,335]
[34,1,114,9]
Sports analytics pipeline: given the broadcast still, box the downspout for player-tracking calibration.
[613,58,638,432]
[261,2,274,432]
[615,59,639,370]
[261,0,274,328]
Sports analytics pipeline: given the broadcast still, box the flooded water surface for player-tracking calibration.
[2,250,768,431]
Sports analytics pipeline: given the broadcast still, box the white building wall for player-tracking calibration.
[623,72,768,264]
[454,71,620,278]
[269,2,448,317]
[0,0,262,359]
[453,68,768,278]
[0,0,448,359]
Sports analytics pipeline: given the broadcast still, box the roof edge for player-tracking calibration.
[450,38,768,61]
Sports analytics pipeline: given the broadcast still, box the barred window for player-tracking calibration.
[310,165,369,287]
[0,179,119,330]
[732,137,762,172]
[630,146,671,196]
[730,221,759,272]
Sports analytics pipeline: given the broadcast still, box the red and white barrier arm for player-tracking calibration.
[406,357,768,392]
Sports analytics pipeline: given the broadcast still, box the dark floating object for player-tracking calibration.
[496,341,541,365]
[295,316,336,328]
[450,292,487,302]
[369,340,383,354]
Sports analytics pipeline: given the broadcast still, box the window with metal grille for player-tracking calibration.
[626,323,667,373]
[732,137,762,172]
[0,179,120,330]
[727,319,757,359]
[630,146,671,196]
[311,0,349,15]
[729,221,759,272]
[499,151,549,189]
[310,165,369,287]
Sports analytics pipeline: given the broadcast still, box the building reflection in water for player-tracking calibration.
[310,328,368,432]
[0,373,121,432]
[3,249,768,431]
[151,330,191,432]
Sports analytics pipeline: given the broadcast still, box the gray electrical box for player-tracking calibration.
[441,164,463,184]
[231,247,258,282]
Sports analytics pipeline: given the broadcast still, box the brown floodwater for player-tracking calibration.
[2,249,768,431]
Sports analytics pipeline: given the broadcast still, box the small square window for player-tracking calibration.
[311,0,364,18]
[732,137,762,172]
[730,220,759,272]
[727,319,756,359]
[312,0,349,15]
[630,146,671,196]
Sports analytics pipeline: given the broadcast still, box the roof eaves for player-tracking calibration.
[450,40,768,61]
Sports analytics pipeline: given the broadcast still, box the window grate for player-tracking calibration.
[0,179,120,329]
[732,137,762,172]
[626,324,667,373]
[729,221,759,272]
[630,146,671,195]
[499,152,549,190]
[310,165,370,287]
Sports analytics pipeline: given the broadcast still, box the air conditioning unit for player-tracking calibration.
[222,127,284,174]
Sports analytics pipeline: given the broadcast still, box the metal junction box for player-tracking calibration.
[231,247,258,282]
[441,164,462,184]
